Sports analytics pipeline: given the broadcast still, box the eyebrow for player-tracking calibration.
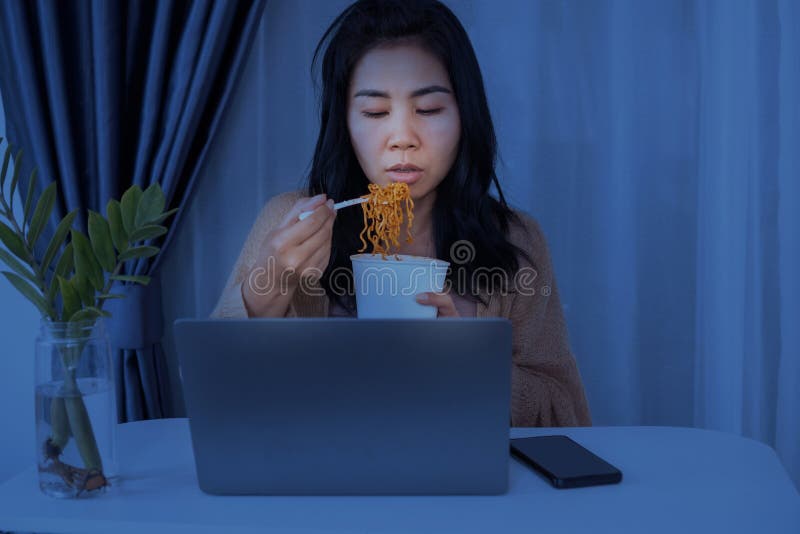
[353,85,452,99]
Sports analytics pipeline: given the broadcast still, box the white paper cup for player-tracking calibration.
[350,253,450,318]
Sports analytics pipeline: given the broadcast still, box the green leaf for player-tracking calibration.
[69,306,111,324]
[58,275,81,322]
[22,167,37,228]
[106,199,128,253]
[2,270,51,317]
[97,293,125,300]
[41,209,78,274]
[27,181,57,248]
[129,224,167,243]
[9,149,23,209]
[120,185,143,235]
[109,274,150,285]
[0,247,38,287]
[0,144,12,194]
[0,220,28,260]
[54,242,74,277]
[87,210,116,272]
[73,274,95,307]
[135,183,166,228]
[71,229,104,291]
[117,246,158,263]
[47,243,74,303]
[148,207,179,226]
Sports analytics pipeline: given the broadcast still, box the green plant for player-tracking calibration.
[0,138,178,494]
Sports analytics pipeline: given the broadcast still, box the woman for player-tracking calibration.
[212,0,591,427]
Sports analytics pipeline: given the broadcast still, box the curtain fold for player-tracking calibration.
[0,0,267,421]
[775,0,800,493]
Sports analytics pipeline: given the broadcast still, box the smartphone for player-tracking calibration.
[510,435,622,489]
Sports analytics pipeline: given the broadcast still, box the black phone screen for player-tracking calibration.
[510,435,622,488]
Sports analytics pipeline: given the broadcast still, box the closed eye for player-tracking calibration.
[361,108,444,118]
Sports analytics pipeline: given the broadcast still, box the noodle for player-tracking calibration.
[357,183,414,259]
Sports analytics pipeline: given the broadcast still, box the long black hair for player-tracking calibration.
[308,0,532,313]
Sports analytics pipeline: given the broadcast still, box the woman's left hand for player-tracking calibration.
[415,292,460,317]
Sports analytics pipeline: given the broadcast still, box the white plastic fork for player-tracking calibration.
[298,197,386,221]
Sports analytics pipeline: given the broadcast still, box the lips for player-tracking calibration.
[387,164,422,172]
[387,170,423,184]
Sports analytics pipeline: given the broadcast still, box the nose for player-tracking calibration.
[387,115,419,151]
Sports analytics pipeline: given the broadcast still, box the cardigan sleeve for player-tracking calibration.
[210,191,303,319]
[507,215,592,427]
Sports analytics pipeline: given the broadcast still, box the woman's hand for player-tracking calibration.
[264,194,336,285]
[243,194,336,316]
[415,291,460,317]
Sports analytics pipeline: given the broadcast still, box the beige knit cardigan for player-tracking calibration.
[212,191,592,427]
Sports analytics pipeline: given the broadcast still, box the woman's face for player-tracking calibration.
[347,43,461,202]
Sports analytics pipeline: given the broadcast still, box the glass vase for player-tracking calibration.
[35,318,118,498]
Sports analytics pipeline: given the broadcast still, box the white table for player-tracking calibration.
[0,419,798,533]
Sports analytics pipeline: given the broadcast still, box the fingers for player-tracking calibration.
[294,204,335,254]
[284,199,336,246]
[279,194,328,229]
[415,292,460,317]
[274,204,335,275]
[300,244,333,281]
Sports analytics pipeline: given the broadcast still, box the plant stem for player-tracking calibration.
[52,341,103,472]
[95,262,124,312]
[44,260,125,473]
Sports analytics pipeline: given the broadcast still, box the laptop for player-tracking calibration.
[173,318,512,495]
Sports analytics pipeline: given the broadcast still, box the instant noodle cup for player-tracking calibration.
[350,253,449,318]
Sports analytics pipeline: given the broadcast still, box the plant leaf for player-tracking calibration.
[135,183,165,228]
[120,185,143,235]
[54,242,74,277]
[0,144,12,195]
[71,229,104,291]
[9,149,23,210]
[47,243,74,303]
[0,220,28,260]
[27,181,57,248]
[73,274,95,307]
[58,275,81,322]
[22,167,37,229]
[117,246,158,263]
[2,270,51,317]
[41,209,78,274]
[109,274,150,285]
[97,293,125,300]
[0,247,38,287]
[106,199,128,253]
[87,210,116,272]
[128,224,167,243]
[148,207,179,226]
[69,306,111,323]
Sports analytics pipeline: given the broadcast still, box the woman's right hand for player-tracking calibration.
[242,194,336,317]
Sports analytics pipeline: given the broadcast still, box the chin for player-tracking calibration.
[410,184,438,203]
